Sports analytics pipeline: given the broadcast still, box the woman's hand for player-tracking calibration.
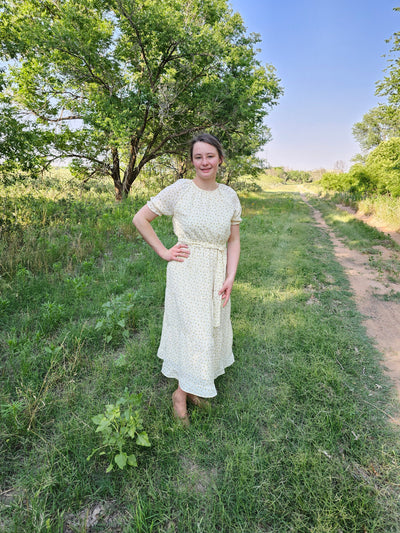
[133,206,190,262]
[161,243,190,262]
[218,276,234,307]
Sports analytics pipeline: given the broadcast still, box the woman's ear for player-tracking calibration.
[219,157,224,167]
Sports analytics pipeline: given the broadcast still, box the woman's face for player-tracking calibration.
[191,141,222,182]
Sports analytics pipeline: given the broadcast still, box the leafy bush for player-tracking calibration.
[366,137,400,196]
[284,170,312,183]
[95,292,135,344]
[321,138,400,197]
[87,389,151,473]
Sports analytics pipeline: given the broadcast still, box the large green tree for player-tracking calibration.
[0,0,282,198]
[376,8,400,107]
[352,104,400,152]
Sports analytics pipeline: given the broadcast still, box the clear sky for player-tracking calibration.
[229,0,399,171]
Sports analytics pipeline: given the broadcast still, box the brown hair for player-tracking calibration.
[190,133,224,162]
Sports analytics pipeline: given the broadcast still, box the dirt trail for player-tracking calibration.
[301,194,400,422]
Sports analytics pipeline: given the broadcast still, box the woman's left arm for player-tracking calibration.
[219,224,241,307]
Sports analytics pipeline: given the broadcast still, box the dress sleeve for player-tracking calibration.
[231,192,242,225]
[147,180,186,216]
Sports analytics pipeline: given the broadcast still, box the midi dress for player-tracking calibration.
[147,179,242,397]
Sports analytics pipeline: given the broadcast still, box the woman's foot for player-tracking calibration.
[187,393,211,410]
[172,389,189,427]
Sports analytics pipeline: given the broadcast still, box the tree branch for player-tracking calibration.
[53,46,113,95]
[116,1,154,90]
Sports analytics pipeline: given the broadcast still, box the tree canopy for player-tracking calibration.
[348,8,400,196]
[376,8,400,108]
[352,104,400,153]
[0,0,282,197]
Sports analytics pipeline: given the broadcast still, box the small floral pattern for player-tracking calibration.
[147,179,241,397]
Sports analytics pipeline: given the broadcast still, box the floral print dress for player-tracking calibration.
[147,179,242,397]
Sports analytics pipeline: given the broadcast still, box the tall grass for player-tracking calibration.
[358,195,400,231]
[1,171,400,531]
[299,176,400,233]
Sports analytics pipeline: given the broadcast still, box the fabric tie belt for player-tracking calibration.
[182,240,227,328]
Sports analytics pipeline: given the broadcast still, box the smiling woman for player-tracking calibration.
[191,135,224,189]
[133,133,241,425]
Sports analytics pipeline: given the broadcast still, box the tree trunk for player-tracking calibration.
[111,147,123,201]
[118,136,142,198]
[122,166,140,196]
[176,159,188,180]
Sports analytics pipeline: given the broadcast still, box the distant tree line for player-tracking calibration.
[321,7,400,197]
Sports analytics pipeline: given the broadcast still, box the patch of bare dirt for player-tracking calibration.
[301,194,400,423]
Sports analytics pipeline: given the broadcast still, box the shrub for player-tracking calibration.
[366,137,400,196]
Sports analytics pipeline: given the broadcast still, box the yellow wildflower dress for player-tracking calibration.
[147,179,242,397]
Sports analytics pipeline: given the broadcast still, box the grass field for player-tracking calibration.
[1,172,400,532]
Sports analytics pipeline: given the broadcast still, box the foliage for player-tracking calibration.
[0,0,282,197]
[321,138,400,197]
[350,8,400,194]
[376,8,400,107]
[95,292,136,344]
[0,72,51,181]
[352,104,400,152]
[283,169,312,183]
[88,389,151,472]
[264,167,312,184]
[366,137,400,196]
[1,172,400,530]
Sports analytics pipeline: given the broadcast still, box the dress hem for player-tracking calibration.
[158,353,234,398]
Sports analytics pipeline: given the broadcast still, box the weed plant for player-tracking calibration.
[1,171,400,531]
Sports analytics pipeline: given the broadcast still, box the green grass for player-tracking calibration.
[1,172,400,532]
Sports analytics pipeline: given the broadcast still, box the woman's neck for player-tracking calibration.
[193,176,219,191]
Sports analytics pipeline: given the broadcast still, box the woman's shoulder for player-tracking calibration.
[164,178,192,192]
[218,183,240,201]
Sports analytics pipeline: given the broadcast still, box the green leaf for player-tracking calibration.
[95,419,111,432]
[136,432,151,447]
[114,452,127,470]
[127,454,137,467]
[128,425,137,438]
[106,463,114,473]
[91,414,104,425]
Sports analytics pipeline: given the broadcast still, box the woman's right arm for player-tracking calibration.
[133,205,189,262]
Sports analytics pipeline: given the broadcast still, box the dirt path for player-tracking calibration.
[301,194,400,422]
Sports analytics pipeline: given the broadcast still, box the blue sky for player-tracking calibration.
[229,0,399,170]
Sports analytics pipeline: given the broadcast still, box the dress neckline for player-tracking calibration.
[191,180,220,193]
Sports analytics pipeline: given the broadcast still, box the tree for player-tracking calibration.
[376,8,400,107]
[0,0,282,198]
[0,71,51,181]
[366,137,400,196]
[333,160,346,173]
[352,104,400,152]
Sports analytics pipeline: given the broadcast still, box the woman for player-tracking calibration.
[133,133,241,425]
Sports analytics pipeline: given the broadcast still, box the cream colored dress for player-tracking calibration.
[147,179,242,397]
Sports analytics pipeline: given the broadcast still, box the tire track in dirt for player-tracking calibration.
[301,194,400,422]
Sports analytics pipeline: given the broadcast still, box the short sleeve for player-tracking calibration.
[231,192,242,225]
[147,179,188,216]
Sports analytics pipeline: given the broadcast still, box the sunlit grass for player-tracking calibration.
[1,172,400,531]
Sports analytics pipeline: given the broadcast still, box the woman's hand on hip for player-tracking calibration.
[162,243,190,262]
